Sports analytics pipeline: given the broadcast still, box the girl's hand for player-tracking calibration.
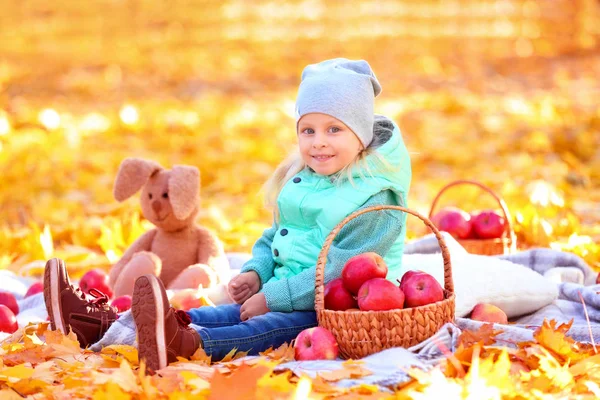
[240,293,270,321]
[228,271,260,304]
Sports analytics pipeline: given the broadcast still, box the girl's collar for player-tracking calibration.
[301,167,339,183]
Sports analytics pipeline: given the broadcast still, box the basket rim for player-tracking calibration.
[314,205,454,313]
[317,292,456,316]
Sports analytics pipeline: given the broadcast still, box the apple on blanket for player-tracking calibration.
[0,279,49,335]
[400,234,559,320]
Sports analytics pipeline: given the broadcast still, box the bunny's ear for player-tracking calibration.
[113,158,163,202]
[168,165,200,220]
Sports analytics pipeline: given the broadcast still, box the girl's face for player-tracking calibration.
[297,113,364,176]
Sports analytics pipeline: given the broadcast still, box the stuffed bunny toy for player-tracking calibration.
[108,157,230,298]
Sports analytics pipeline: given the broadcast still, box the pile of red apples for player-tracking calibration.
[0,283,43,334]
[295,250,512,361]
[324,252,445,312]
[0,269,132,334]
[295,252,446,361]
[431,207,506,240]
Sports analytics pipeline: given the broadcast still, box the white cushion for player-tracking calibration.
[543,267,585,285]
[400,251,559,318]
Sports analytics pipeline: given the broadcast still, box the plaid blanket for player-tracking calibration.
[3,233,599,390]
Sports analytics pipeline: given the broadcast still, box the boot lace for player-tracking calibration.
[174,309,192,326]
[72,285,112,311]
[87,288,110,306]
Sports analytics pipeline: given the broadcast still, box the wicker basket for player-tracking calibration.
[315,205,455,359]
[428,179,517,256]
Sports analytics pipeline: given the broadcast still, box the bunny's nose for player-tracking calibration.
[152,200,162,214]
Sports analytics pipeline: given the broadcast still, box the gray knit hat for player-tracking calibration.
[295,58,382,148]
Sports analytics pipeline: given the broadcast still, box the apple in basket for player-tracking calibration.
[0,304,18,334]
[79,269,113,299]
[111,295,132,313]
[324,278,358,311]
[471,210,505,239]
[25,281,44,298]
[430,207,472,239]
[357,278,405,311]
[398,270,426,289]
[401,272,444,308]
[470,303,508,324]
[342,252,388,295]
[0,291,19,315]
[294,327,339,361]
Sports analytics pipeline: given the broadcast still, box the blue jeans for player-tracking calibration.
[186,304,317,361]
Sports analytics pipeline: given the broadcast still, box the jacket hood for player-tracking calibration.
[351,114,411,195]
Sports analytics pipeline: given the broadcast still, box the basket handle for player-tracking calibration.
[314,205,453,312]
[428,180,515,241]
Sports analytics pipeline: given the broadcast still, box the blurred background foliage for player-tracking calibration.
[0,0,598,276]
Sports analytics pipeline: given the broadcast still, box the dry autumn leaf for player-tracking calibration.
[534,319,595,363]
[93,360,140,394]
[318,361,373,382]
[0,389,24,400]
[257,371,298,397]
[259,342,296,362]
[100,345,139,365]
[218,348,250,364]
[208,362,273,400]
[457,323,504,348]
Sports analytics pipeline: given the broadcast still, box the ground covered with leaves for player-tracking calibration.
[2,319,600,398]
[1,1,600,398]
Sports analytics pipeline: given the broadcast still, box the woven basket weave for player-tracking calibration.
[429,180,517,256]
[315,205,455,359]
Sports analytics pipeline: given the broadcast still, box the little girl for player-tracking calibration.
[44,58,412,371]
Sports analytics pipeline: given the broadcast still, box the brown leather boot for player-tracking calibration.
[44,258,118,348]
[132,274,201,372]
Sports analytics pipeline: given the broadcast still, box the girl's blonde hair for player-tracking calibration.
[263,118,399,220]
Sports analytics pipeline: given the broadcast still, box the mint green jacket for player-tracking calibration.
[242,116,412,311]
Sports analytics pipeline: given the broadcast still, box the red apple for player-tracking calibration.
[357,278,405,311]
[431,207,472,239]
[324,278,358,311]
[342,252,388,295]
[0,291,19,315]
[398,270,426,290]
[402,273,444,308]
[111,295,132,313]
[79,269,113,299]
[471,210,506,239]
[294,327,339,361]
[25,281,44,298]
[0,304,18,334]
[430,207,455,226]
[470,303,508,324]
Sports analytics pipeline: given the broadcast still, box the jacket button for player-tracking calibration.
[280,229,288,236]
[273,249,279,257]
[293,177,301,183]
